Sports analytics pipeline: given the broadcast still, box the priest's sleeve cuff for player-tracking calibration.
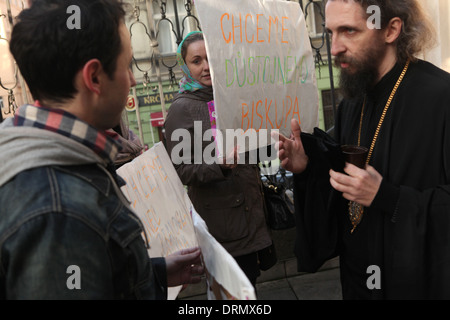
[370,178,400,223]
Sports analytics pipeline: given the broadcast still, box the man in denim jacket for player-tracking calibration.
[0,0,203,299]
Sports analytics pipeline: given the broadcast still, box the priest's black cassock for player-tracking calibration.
[294,59,450,299]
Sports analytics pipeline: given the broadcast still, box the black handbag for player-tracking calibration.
[262,173,296,230]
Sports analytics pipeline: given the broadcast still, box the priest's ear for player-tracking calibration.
[384,17,402,44]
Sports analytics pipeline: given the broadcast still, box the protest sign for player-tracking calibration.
[117,143,255,300]
[117,143,198,299]
[117,143,197,257]
[192,208,256,300]
[195,0,319,156]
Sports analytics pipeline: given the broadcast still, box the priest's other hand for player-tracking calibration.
[329,164,383,207]
[272,119,309,174]
[165,247,204,287]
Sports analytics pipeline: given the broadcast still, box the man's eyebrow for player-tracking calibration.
[326,25,361,33]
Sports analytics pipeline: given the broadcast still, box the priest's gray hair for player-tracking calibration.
[329,0,437,64]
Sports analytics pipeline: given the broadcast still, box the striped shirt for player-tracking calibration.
[13,104,121,164]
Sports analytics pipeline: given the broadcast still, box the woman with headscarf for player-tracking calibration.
[164,31,275,289]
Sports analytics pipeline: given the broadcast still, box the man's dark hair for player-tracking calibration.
[10,0,126,103]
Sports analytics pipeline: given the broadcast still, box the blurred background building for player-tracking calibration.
[1,0,449,149]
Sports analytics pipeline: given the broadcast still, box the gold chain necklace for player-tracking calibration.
[349,59,410,234]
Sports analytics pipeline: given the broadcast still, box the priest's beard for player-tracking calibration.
[336,44,386,100]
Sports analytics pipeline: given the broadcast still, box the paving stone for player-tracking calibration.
[288,268,342,300]
[256,278,298,300]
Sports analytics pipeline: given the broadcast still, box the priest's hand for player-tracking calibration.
[329,164,383,207]
[165,247,204,287]
[272,119,309,174]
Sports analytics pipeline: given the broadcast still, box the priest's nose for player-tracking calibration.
[330,34,346,57]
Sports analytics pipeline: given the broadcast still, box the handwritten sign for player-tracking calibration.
[117,143,254,300]
[192,208,256,300]
[195,0,319,154]
[117,143,197,259]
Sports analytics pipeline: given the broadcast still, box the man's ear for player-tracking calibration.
[385,17,403,44]
[81,59,103,95]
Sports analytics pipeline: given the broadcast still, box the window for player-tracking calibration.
[126,0,197,58]
[301,0,326,38]
[152,0,196,55]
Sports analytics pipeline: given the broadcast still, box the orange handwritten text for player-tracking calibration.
[241,95,301,132]
[142,205,161,234]
[221,12,290,45]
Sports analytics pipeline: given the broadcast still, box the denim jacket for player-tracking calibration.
[0,118,167,299]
